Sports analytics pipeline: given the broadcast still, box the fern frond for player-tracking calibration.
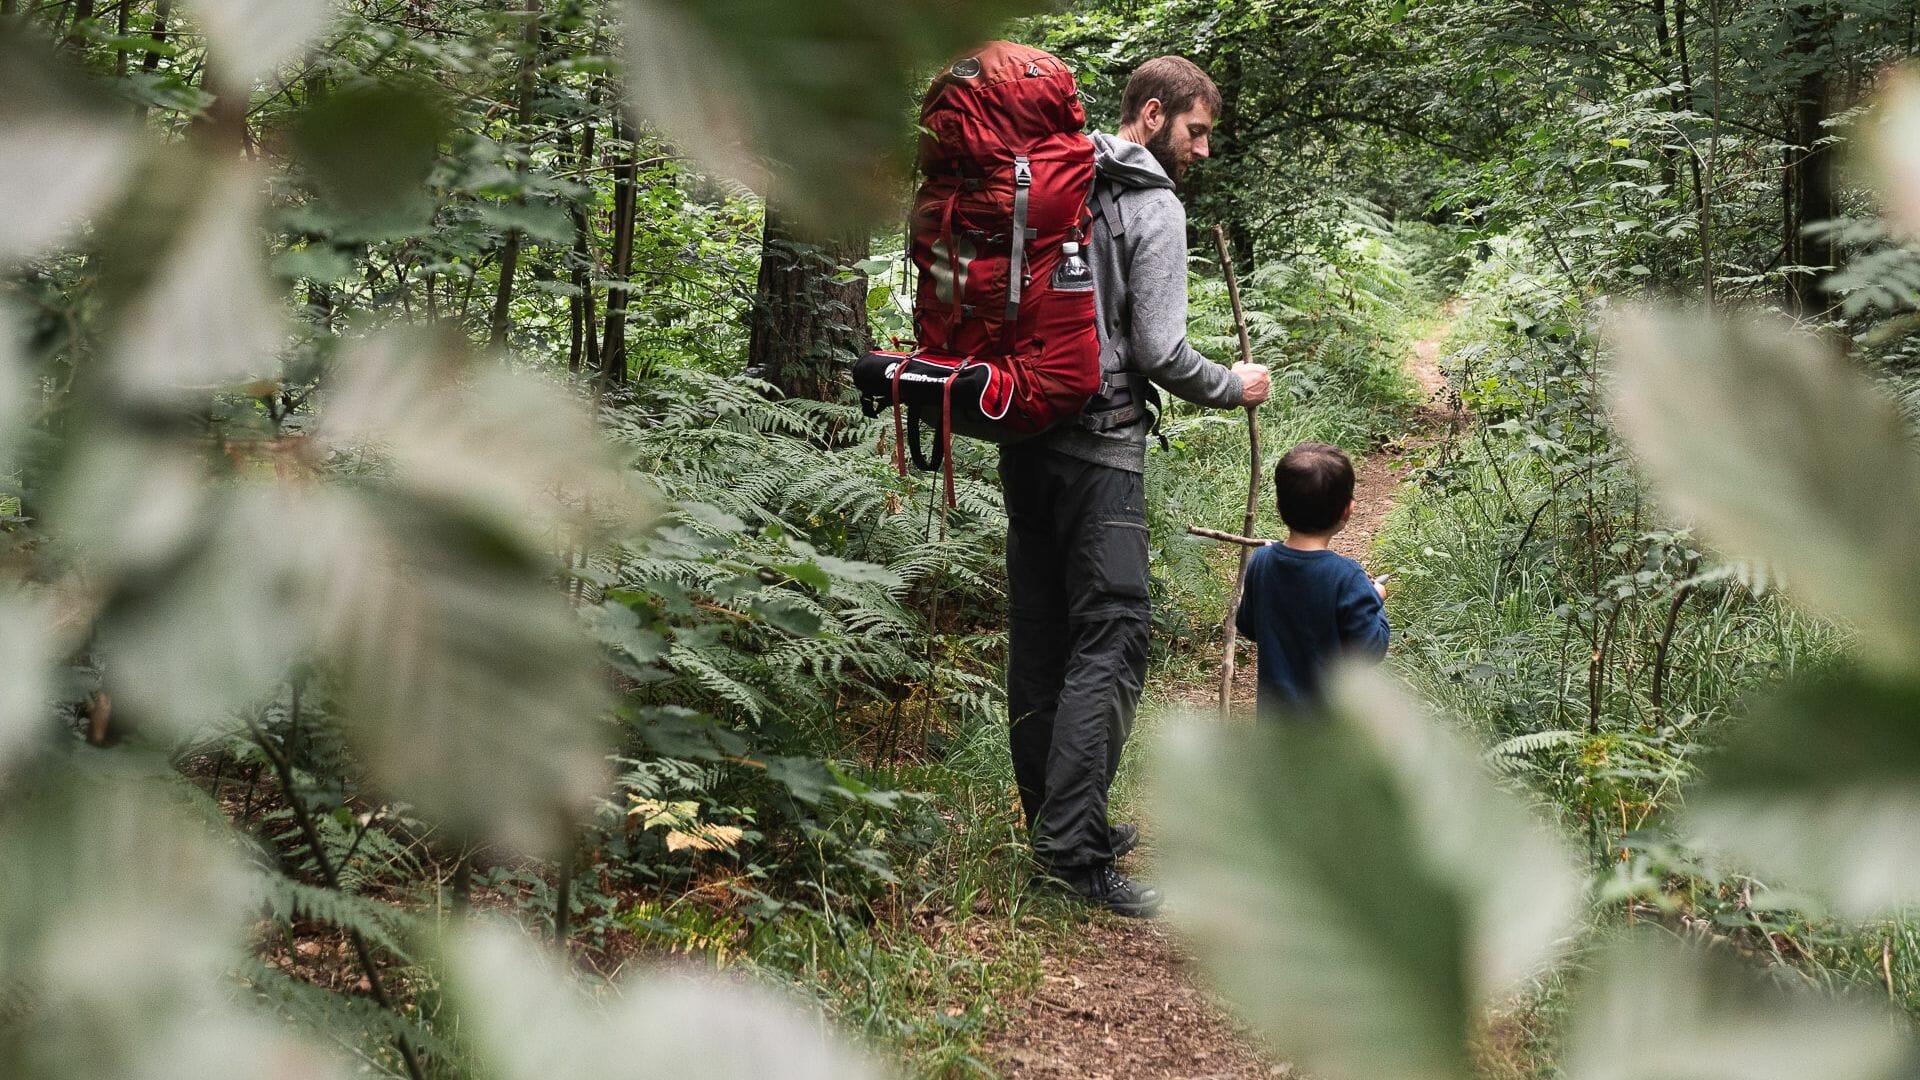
[251,871,420,963]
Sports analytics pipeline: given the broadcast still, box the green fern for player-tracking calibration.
[250,870,421,964]
[243,962,458,1068]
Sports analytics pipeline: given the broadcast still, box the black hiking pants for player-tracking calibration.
[999,443,1150,871]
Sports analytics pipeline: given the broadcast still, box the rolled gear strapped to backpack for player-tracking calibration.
[854,42,1105,504]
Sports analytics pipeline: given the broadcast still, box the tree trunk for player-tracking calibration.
[488,0,542,349]
[564,96,601,375]
[1787,2,1838,314]
[598,117,638,387]
[1180,48,1252,271]
[64,0,95,47]
[142,0,171,76]
[112,0,129,75]
[1652,0,1681,201]
[746,201,871,402]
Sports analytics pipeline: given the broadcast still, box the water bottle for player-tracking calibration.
[1053,240,1093,291]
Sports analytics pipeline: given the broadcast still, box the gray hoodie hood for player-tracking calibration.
[1019,130,1242,474]
[1090,131,1174,192]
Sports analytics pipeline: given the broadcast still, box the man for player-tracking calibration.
[1000,55,1271,917]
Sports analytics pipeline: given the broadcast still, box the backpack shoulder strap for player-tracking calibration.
[1090,176,1126,239]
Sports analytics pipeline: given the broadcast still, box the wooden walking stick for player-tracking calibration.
[1187,525,1270,547]
[1212,224,1262,719]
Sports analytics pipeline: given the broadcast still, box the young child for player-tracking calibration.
[1234,442,1389,716]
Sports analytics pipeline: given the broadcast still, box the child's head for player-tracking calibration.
[1273,442,1355,536]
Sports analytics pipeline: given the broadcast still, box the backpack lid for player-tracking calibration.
[919,41,1087,170]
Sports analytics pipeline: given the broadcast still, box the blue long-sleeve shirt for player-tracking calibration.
[1234,543,1390,715]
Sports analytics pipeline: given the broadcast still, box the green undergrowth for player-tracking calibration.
[615,206,1435,1075]
[1365,233,1920,1075]
[1145,204,1430,674]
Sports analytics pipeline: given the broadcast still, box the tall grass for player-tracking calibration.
[1354,225,1920,1076]
[1145,204,1424,661]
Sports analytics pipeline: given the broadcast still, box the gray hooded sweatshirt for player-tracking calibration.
[1026,131,1247,473]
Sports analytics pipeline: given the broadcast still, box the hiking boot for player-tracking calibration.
[1056,863,1163,918]
[1110,822,1140,859]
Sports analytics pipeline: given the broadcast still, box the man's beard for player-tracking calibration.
[1146,125,1185,183]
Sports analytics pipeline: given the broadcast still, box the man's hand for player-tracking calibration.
[1232,362,1271,406]
[1372,574,1390,601]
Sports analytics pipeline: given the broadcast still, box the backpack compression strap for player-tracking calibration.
[889,356,910,476]
[1081,365,1148,431]
[1004,156,1034,336]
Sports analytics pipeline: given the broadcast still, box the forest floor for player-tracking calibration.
[976,312,1460,1080]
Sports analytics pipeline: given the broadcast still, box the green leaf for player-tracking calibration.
[0,764,343,1079]
[1563,934,1916,1080]
[0,308,25,473]
[108,161,287,396]
[51,434,216,582]
[673,500,749,538]
[308,333,650,853]
[292,83,448,234]
[1606,310,1920,669]
[94,485,318,741]
[311,488,612,856]
[760,754,837,805]
[1685,671,1920,918]
[809,551,902,589]
[447,921,888,1080]
[272,245,356,285]
[584,600,669,664]
[0,589,50,777]
[751,594,825,637]
[1868,65,1920,240]
[1153,668,1579,1080]
[621,0,1043,229]
[769,560,833,593]
[321,331,647,558]
[0,30,141,263]
[630,706,747,761]
[477,201,574,244]
[179,0,336,90]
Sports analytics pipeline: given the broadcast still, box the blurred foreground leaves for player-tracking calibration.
[1155,669,1579,1080]
[1606,309,1920,671]
[1564,936,1915,1080]
[622,0,1042,229]
[1158,670,1920,1080]
[0,33,140,263]
[450,922,887,1080]
[0,763,342,1080]
[1685,673,1920,920]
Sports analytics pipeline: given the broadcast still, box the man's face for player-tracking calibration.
[1144,99,1215,183]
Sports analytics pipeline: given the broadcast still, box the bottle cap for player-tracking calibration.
[1062,242,1081,256]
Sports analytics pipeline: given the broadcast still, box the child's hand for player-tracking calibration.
[1372,574,1390,600]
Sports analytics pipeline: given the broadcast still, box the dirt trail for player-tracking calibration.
[978,317,1459,1080]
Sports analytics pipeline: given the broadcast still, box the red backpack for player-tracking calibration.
[854,42,1101,503]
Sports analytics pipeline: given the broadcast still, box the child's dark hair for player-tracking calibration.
[1273,442,1355,534]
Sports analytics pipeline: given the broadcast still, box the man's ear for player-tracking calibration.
[1342,498,1357,523]
[1140,97,1165,136]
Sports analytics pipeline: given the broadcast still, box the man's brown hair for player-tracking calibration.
[1120,55,1222,125]
[1273,442,1355,534]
